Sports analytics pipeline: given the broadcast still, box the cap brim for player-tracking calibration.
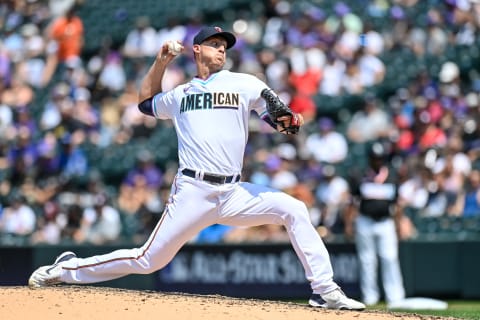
[206,31,236,49]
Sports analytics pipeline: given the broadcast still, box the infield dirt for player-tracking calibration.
[1,286,456,320]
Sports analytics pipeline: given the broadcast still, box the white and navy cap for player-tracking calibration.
[193,26,236,49]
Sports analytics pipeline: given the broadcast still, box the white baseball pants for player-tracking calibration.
[355,214,406,305]
[60,173,339,294]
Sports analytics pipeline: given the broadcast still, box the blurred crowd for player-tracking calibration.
[0,0,480,246]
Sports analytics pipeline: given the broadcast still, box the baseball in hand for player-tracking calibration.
[167,41,183,55]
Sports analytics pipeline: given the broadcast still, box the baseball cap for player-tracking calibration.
[193,26,236,49]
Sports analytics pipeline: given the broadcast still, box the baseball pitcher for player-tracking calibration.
[29,26,365,311]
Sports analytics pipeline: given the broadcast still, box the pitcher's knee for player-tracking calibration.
[283,196,308,212]
[283,198,311,221]
[134,249,175,274]
[134,259,169,274]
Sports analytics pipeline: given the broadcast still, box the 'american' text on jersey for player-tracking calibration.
[180,92,240,113]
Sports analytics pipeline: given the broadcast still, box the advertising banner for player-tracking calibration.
[156,243,360,299]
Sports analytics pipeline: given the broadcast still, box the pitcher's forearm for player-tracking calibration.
[138,56,169,102]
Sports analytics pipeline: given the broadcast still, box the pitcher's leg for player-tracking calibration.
[219,183,338,294]
[61,211,176,283]
[284,202,338,294]
[60,178,218,284]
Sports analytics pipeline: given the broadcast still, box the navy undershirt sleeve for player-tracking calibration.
[138,98,154,116]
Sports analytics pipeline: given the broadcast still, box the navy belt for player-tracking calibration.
[181,168,241,184]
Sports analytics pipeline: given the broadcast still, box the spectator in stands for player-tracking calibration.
[394,87,416,126]
[0,138,9,174]
[15,23,47,89]
[95,97,122,148]
[119,83,159,140]
[77,193,121,245]
[0,102,13,137]
[30,200,64,245]
[285,13,317,49]
[461,169,480,217]
[117,150,163,240]
[361,23,384,56]
[13,106,37,135]
[62,59,90,95]
[346,95,393,143]
[357,47,386,88]
[416,112,448,152]
[398,165,430,212]
[39,82,72,131]
[60,203,83,243]
[123,150,163,190]
[19,175,60,207]
[38,40,60,90]
[330,3,363,60]
[287,48,321,124]
[81,169,107,204]
[288,45,322,102]
[7,126,37,184]
[266,152,298,193]
[48,2,84,66]
[122,16,158,59]
[425,8,449,56]
[393,114,415,156]
[342,60,364,94]
[445,134,472,176]
[315,165,350,237]
[451,3,477,46]
[22,0,51,27]
[422,166,453,217]
[305,117,348,164]
[70,87,100,136]
[288,89,317,125]
[463,92,480,151]
[157,18,187,52]
[117,177,144,215]
[97,52,127,94]
[433,149,471,216]
[57,132,88,182]
[318,53,345,96]
[256,49,288,96]
[2,13,24,64]
[439,60,461,89]
[0,193,36,237]
[0,43,13,88]
[1,75,34,110]
[396,163,431,239]
[294,155,324,191]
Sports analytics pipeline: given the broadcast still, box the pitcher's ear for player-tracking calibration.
[192,44,201,54]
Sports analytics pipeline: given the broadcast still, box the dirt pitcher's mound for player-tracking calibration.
[1,286,449,320]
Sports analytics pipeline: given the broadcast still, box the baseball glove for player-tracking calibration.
[261,88,300,134]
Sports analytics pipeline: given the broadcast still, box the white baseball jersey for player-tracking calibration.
[152,70,269,175]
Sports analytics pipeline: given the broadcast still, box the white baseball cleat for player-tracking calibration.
[28,251,76,288]
[309,288,366,310]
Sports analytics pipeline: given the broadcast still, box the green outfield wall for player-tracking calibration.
[1,240,479,299]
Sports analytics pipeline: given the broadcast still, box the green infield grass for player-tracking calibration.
[371,300,480,319]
